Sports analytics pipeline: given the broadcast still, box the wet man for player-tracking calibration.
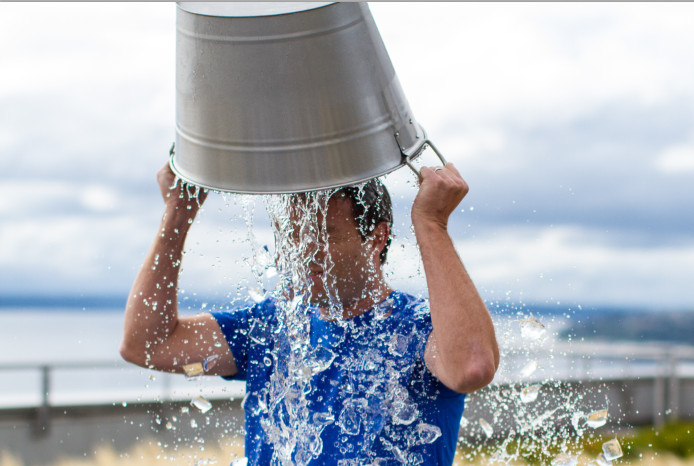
[120,162,499,465]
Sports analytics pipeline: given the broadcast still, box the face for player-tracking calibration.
[307,195,383,308]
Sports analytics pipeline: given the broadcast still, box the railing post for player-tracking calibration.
[668,353,679,421]
[34,365,51,436]
[653,358,666,429]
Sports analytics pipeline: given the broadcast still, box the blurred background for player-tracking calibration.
[1,3,693,466]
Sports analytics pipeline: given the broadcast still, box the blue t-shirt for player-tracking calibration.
[211,291,465,465]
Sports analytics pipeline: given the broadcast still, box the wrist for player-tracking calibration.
[412,214,448,234]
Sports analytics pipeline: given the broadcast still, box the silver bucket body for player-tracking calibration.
[172,2,428,194]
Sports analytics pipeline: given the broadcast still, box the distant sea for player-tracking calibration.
[1,296,692,410]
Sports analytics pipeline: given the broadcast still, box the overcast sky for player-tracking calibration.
[1,3,693,311]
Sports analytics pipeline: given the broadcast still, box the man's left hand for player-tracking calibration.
[411,163,469,230]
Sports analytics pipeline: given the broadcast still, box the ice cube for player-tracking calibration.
[602,439,623,461]
[388,334,410,357]
[520,360,539,378]
[203,354,219,372]
[229,459,248,466]
[266,266,278,278]
[248,287,266,303]
[551,453,578,466]
[587,408,608,428]
[305,346,336,375]
[392,401,418,425]
[595,453,612,466]
[479,418,493,438]
[459,416,469,428]
[190,395,212,413]
[337,406,361,435]
[183,362,204,379]
[313,412,335,426]
[520,314,546,341]
[417,423,442,444]
[248,319,271,345]
[520,384,541,403]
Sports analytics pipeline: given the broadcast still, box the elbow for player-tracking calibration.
[451,358,497,394]
[119,340,145,367]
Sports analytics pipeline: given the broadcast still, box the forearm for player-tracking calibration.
[415,220,499,392]
[120,205,193,367]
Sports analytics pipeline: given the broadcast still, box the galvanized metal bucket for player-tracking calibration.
[171,2,445,194]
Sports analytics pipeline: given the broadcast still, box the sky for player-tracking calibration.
[1,3,693,311]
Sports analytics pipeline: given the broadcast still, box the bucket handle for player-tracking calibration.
[397,134,448,181]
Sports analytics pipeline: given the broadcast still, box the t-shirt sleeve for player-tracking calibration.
[209,304,257,380]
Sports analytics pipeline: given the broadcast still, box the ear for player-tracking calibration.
[370,222,389,259]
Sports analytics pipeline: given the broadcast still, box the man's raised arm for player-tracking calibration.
[119,163,237,378]
[414,163,499,394]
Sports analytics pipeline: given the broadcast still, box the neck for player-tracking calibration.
[320,276,393,321]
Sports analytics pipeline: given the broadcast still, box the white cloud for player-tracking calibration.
[454,225,694,308]
[655,145,694,173]
[80,185,119,212]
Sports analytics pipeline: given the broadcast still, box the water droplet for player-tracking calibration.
[479,418,493,438]
[520,360,540,377]
[459,416,469,428]
[520,314,546,340]
[520,384,541,403]
[180,406,189,414]
[247,287,266,303]
[229,459,248,466]
[165,422,173,430]
[263,356,272,366]
[190,395,212,413]
[266,266,278,278]
[190,419,198,428]
[121,402,127,407]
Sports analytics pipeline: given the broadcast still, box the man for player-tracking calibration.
[120,161,499,465]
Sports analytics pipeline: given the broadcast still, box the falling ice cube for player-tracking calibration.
[551,453,578,466]
[306,346,336,375]
[587,408,608,428]
[520,384,541,403]
[313,412,335,426]
[479,418,493,438]
[520,314,546,341]
[459,416,469,428]
[265,266,278,278]
[602,439,623,461]
[229,459,248,466]
[203,354,219,372]
[520,360,539,378]
[392,401,418,425]
[417,423,442,444]
[388,334,410,357]
[190,395,212,414]
[183,363,204,379]
[595,453,612,466]
[248,287,266,303]
[248,319,271,345]
[337,406,361,435]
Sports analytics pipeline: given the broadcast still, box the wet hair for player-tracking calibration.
[338,179,393,264]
